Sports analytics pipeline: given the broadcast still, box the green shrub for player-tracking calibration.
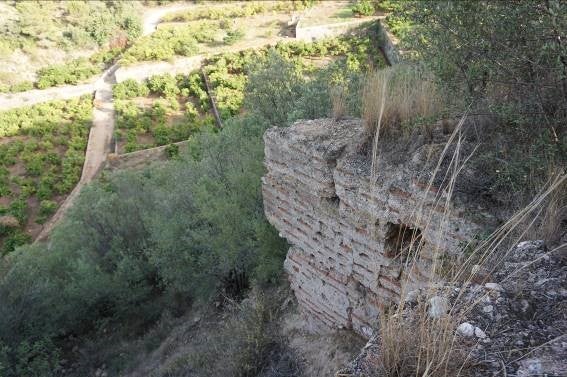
[352,0,376,16]
[36,58,100,89]
[164,143,180,159]
[161,2,294,22]
[244,51,304,126]
[120,23,208,64]
[37,200,58,224]
[9,81,34,92]
[223,29,245,45]
[147,74,180,98]
[1,229,31,255]
[152,125,171,145]
[185,102,198,121]
[113,79,150,100]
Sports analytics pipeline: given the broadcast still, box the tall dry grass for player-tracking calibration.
[330,85,348,121]
[362,65,442,139]
[369,108,567,376]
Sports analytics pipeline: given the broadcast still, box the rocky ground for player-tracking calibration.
[340,240,567,376]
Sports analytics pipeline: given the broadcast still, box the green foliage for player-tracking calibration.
[113,79,150,100]
[223,28,245,45]
[147,74,180,98]
[0,1,143,91]
[22,1,141,47]
[0,97,91,250]
[0,338,60,377]
[120,22,218,64]
[37,200,58,224]
[36,58,101,89]
[244,51,304,126]
[114,72,214,152]
[0,23,384,374]
[0,113,286,370]
[395,0,567,201]
[164,143,180,159]
[203,24,385,120]
[9,81,34,92]
[1,229,31,256]
[352,0,376,16]
[161,2,291,22]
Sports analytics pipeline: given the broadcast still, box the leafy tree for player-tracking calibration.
[244,51,304,126]
[393,0,567,203]
[395,0,567,139]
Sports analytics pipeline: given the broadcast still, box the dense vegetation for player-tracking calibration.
[113,74,214,153]
[3,1,564,375]
[0,1,142,92]
[112,25,384,153]
[0,96,92,254]
[160,1,299,23]
[0,28,380,373]
[390,0,567,206]
[205,23,386,119]
[119,20,227,65]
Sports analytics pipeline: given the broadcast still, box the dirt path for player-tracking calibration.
[0,83,95,111]
[31,5,376,242]
[35,64,118,241]
[142,3,194,36]
[34,4,195,242]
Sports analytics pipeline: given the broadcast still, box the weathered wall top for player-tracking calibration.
[262,118,483,337]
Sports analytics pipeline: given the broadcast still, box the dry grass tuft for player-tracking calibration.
[331,85,348,121]
[537,169,567,246]
[378,302,468,377]
[362,65,442,138]
[369,108,567,376]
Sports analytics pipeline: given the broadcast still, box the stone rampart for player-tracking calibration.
[262,118,482,337]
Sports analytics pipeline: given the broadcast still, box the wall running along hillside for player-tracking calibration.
[262,118,482,337]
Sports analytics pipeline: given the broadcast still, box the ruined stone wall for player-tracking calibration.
[295,18,377,42]
[262,118,482,337]
[103,140,191,172]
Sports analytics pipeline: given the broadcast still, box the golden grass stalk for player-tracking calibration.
[362,65,442,139]
[330,85,348,121]
[369,101,566,376]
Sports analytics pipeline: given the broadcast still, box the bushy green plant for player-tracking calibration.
[9,81,34,92]
[185,102,199,121]
[1,229,31,255]
[147,74,180,98]
[36,58,101,89]
[164,143,180,159]
[352,0,376,16]
[244,51,304,126]
[38,200,58,222]
[394,0,567,202]
[223,29,245,45]
[113,79,150,100]
[0,96,91,249]
[120,22,215,64]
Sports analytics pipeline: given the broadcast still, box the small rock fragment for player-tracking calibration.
[516,358,543,377]
[457,322,475,337]
[485,283,504,292]
[428,296,448,318]
[474,327,487,339]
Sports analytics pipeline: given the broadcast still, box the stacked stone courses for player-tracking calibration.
[262,118,482,338]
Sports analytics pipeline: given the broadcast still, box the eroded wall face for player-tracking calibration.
[262,119,480,337]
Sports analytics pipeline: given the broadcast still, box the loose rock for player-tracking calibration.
[457,322,475,337]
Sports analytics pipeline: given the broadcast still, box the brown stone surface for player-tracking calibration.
[262,118,483,337]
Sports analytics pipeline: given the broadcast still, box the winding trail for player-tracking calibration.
[27,6,378,242]
[0,83,95,111]
[35,4,194,242]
